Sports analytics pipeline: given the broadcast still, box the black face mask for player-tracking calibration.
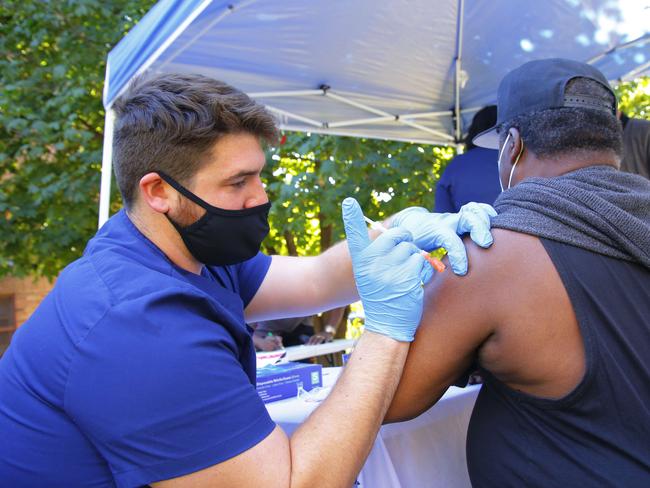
[157,171,271,266]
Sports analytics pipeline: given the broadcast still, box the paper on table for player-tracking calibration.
[256,349,287,369]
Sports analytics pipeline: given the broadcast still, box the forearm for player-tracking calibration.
[321,307,345,333]
[310,228,382,308]
[289,332,408,488]
[310,240,357,307]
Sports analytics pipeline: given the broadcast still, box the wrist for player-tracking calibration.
[361,329,412,348]
[364,322,415,343]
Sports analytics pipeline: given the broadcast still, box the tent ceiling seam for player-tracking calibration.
[278,124,449,146]
[263,90,456,141]
[586,32,650,65]
[264,105,323,128]
[157,0,261,72]
[326,91,454,140]
[620,59,650,81]
[106,0,215,108]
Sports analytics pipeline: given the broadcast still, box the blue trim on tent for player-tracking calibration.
[104,0,212,107]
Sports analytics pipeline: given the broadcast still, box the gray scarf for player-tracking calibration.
[492,165,650,270]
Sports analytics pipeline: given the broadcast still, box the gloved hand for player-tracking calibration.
[342,197,434,342]
[389,202,497,276]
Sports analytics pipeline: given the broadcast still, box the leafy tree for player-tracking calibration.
[1,1,648,280]
[262,77,650,258]
[0,0,450,279]
[0,0,155,278]
[262,132,453,256]
[616,78,650,119]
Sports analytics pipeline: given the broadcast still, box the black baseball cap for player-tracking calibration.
[473,58,617,149]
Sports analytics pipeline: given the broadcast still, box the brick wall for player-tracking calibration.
[0,275,55,328]
[0,277,54,356]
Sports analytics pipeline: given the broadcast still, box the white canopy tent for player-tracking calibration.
[100,0,650,226]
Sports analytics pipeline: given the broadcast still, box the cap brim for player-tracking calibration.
[472,126,499,149]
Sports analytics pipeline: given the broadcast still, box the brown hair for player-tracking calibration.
[112,73,278,208]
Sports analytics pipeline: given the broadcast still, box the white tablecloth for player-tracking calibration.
[266,368,481,488]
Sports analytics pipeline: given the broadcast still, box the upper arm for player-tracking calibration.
[385,236,504,422]
[244,255,321,322]
[152,426,291,488]
[233,252,273,308]
[245,240,357,322]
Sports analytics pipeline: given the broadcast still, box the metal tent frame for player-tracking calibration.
[99,0,650,226]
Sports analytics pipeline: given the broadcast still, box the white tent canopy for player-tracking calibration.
[100,0,650,225]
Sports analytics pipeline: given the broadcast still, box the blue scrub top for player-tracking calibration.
[0,210,275,487]
[435,147,501,213]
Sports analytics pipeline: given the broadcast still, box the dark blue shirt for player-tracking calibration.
[0,210,274,487]
[435,147,500,213]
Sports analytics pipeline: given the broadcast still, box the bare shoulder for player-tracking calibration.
[461,229,585,397]
[464,228,547,278]
[424,228,546,324]
[387,229,539,421]
[386,228,579,421]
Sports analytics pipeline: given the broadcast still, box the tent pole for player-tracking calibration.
[326,91,454,141]
[461,106,483,116]
[586,33,650,65]
[402,110,453,119]
[278,124,449,147]
[264,105,323,127]
[619,59,650,81]
[250,89,324,98]
[454,0,466,144]
[98,108,115,228]
[329,115,397,128]
[401,120,455,142]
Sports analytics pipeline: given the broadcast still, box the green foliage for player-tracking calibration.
[0,0,451,276]
[1,1,648,278]
[261,133,454,256]
[615,78,650,119]
[0,0,155,278]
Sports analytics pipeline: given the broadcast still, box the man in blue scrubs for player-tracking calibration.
[0,74,495,487]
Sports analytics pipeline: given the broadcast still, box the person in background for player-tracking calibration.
[251,327,284,351]
[435,105,501,212]
[252,307,345,351]
[619,110,650,178]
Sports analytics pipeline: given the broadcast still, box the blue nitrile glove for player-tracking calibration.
[342,197,434,342]
[389,202,497,276]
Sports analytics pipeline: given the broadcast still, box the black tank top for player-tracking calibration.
[466,238,650,487]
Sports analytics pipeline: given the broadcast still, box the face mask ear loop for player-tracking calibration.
[157,171,213,210]
[507,138,525,190]
[497,133,512,192]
